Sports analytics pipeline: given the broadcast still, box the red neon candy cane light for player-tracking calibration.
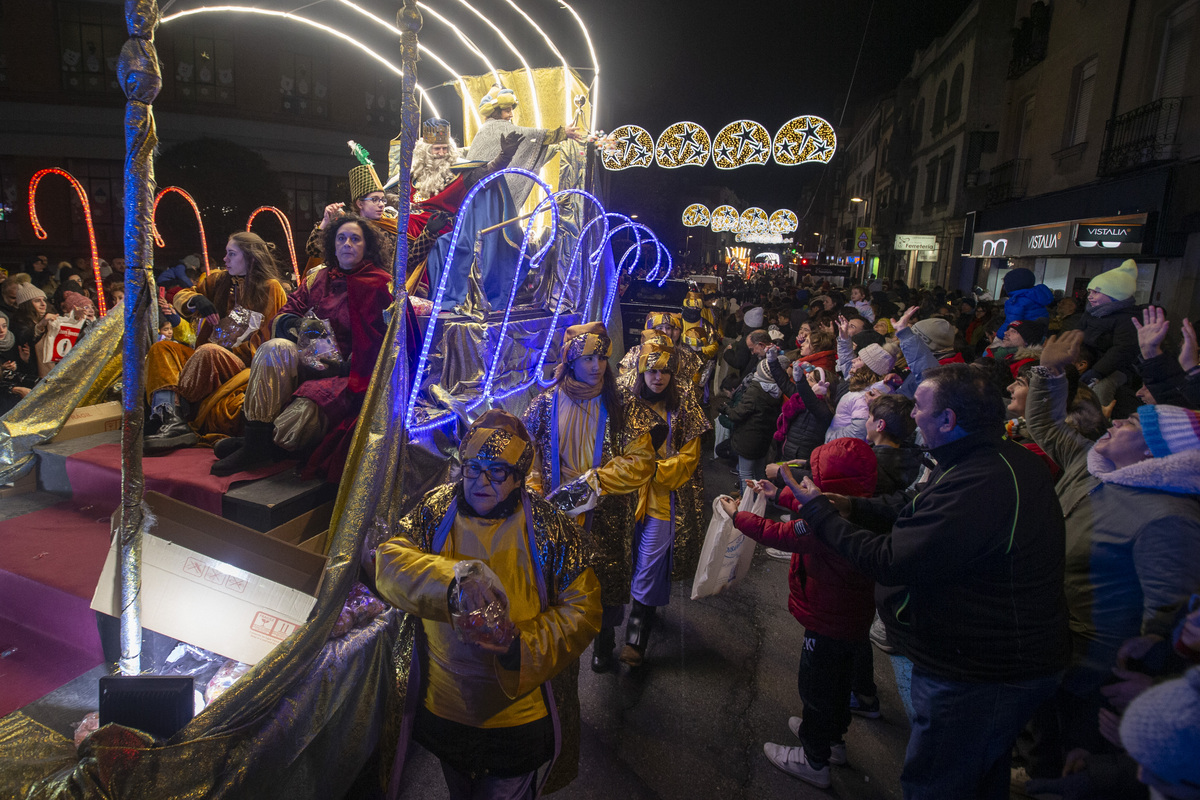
[152,187,211,277]
[246,206,299,283]
[28,168,108,317]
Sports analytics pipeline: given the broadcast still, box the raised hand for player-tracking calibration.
[836,315,852,341]
[1181,317,1198,372]
[1040,330,1084,373]
[1131,306,1169,359]
[892,305,918,333]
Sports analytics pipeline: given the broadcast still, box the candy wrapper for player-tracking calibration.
[330,582,387,639]
[204,659,252,705]
[74,712,100,749]
[296,311,343,380]
[449,560,515,648]
[209,305,263,350]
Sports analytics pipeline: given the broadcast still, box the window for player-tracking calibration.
[947,64,964,122]
[63,159,125,254]
[365,72,402,133]
[167,25,236,105]
[279,50,328,118]
[966,131,999,172]
[280,172,336,235]
[57,2,125,95]
[936,148,955,203]
[924,159,938,206]
[1156,0,1196,99]
[1064,57,1098,146]
[932,81,948,135]
[913,98,925,147]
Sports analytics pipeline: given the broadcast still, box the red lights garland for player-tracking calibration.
[152,187,211,277]
[246,206,299,283]
[27,168,108,317]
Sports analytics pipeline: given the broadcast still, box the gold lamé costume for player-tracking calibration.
[523,385,659,609]
[376,483,601,792]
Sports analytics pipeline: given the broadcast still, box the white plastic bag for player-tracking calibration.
[38,314,85,364]
[690,489,767,600]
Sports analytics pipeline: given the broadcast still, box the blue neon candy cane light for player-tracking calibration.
[404,167,555,430]
[584,213,637,315]
[481,188,607,402]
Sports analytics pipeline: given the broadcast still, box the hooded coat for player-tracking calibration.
[1077,298,1142,382]
[999,284,1054,337]
[1025,369,1200,696]
[734,438,878,641]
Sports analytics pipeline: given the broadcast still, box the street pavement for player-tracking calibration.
[396,454,913,799]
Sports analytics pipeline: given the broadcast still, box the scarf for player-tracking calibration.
[560,374,604,403]
[0,311,13,350]
[774,392,806,442]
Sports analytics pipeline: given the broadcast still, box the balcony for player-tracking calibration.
[1097,97,1184,177]
[986,159,1030,206]
[1008,2,1052,79]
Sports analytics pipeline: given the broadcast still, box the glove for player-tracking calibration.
[426,211,453,234]
[499,131,523,159]
[546,470,600,517]
[187,296,217,319]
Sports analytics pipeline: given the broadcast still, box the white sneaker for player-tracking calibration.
[765,547,792,561]
[764,742,831,788]
[787,716,847,765]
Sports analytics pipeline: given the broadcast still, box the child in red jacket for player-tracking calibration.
[719,437,877,789]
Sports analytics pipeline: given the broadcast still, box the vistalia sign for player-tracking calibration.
[970,214,1146,258]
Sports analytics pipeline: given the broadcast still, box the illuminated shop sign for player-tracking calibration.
[970,214,1146,258]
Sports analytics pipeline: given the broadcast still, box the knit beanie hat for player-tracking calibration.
[858,343,895,376]
[912,318,955,353]
[1087,259,1138,302]
[1002,267,1036,294]
[810,438,878,497]
[744,306,765,328]
[13,283,46,306]
[1009,318,1048,346]
[851,330,886,352]
[1138,405,1200,458]
[60,291,94,317]
[1118,666,1200,800]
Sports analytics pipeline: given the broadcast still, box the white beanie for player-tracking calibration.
[744,306,765,328]
[858,343,895,376]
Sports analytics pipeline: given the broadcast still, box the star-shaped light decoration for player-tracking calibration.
[601,124,655,170]
[682,204,711,227]
[713,120,771,169]
[741,207,770,235]
[774,115,838,165]
[710,204,740,232]
[769,209,799,234]
[655,121,711,168]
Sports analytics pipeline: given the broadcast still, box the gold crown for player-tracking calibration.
[422,118,451,145]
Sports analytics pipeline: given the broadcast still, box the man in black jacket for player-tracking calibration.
[782,363,1069,800]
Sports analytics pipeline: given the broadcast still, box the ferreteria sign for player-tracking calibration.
[969,213,1147,258]
[894,234,937,251]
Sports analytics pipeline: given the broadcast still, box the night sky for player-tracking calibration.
[417,0,972,249]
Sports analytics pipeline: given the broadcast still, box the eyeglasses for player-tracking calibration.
[462,461,515,483]
[362,195,387,205]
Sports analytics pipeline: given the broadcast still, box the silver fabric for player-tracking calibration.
[274,397,327,451]
[243,338,299,423]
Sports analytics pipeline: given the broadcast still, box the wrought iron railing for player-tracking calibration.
[1098,97,1184,176]
[986,158,1029,205]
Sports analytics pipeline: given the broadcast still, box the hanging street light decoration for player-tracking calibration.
[712,120,772,169]
[682,203,710,227]
[773,115,837,165]
[600,124,655,170]
[740,207,770,234]
[710,205,740,232]
[655,121,710,168]
[769,208,800,234]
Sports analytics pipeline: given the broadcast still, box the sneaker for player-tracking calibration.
[765,548,792,561]
[786,717,847,766]
[869,615,896,654]
[763,742,831,788]
[850,692,881,718]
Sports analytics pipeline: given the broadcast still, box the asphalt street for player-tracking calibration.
[396,454,913,800]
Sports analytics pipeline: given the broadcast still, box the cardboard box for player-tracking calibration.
[56,400,123,443]
[92,492,328,665]
[0,470,36,499]
[264,501,333,555]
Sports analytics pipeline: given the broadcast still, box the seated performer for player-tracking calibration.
[425,87,588,311]
[392,117,524,297]
[211,215,391,480]
[143,231,287,453]
[522,322,659,673]
[622,335,709,666]
[304,143,397,276]
[375,409,601,798]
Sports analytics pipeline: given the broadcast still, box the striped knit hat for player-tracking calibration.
[1138,404,1200,458]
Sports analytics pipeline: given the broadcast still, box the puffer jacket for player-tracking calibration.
[734,438,877,641]
[767,357,833,461]
[999,284,1054,337]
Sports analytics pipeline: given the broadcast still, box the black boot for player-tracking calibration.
[591,625,616,673]
[619,600,657,667]
[210,420,286,476]
[144,402,197,455]
[213,436,243,461]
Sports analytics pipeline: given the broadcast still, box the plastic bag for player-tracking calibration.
[74,712,100,748]
[38,313,85,364]
[296,311,342,380]
[690,489,766,600]
[204,659,251,705]
[449,560,515,648]
[209,305,263,350]
[330,582,387,639]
